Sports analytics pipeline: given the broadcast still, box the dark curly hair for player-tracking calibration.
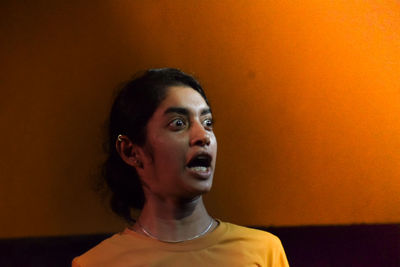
[103,68,209,223]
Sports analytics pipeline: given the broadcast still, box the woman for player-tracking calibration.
[73,68,289,266]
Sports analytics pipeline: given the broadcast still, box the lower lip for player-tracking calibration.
[186,166,212,180]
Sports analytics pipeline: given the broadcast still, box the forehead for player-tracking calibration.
[157,86,209,112]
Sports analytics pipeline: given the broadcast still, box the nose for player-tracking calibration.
[190,121,211,147]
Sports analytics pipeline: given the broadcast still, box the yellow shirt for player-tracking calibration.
[72,220,289,267]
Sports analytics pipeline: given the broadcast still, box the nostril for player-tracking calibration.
[201,135,211,146]
[204,135,211,145]
[191,134,210,147]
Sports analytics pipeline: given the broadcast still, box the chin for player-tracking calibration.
[183,180,213,198]
[193,180,213,195]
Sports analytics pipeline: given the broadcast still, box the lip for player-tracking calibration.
[185,151,213,180]
[185,151,213,166]
[185,166,212,180]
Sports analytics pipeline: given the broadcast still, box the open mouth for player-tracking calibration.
[186,153,212,173]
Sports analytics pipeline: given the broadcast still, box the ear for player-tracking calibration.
[115,135,144,169]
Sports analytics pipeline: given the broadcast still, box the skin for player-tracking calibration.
[117,86,218,241]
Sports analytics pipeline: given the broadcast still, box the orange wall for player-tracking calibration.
[1,0,400,238]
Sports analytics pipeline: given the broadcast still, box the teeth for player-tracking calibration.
[189,166,208,172]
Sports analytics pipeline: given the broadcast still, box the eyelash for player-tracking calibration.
[203,118,214,129]
[169,118,187,130]
[168,117,214,130]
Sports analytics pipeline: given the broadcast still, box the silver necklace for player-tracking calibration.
[136,218,214,243]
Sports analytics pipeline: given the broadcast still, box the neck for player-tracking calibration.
[135,195,215,242]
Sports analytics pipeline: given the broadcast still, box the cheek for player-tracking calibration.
[152,136,187,168]
[211,135,218,165]
[211,134,217,151]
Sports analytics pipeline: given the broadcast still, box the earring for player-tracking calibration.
[117,134,123,142]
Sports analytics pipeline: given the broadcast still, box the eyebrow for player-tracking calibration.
[163,107,212,116]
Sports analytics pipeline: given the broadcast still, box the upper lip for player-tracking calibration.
[186,151,213,167]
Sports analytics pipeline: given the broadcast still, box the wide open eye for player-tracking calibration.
[203,118,213,130]
[168,118,187,130]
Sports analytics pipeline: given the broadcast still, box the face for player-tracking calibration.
[137,86,217,201]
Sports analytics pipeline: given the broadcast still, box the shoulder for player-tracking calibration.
[72,232,134,267]
[217,221,289,266]
[221,221,283,247]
